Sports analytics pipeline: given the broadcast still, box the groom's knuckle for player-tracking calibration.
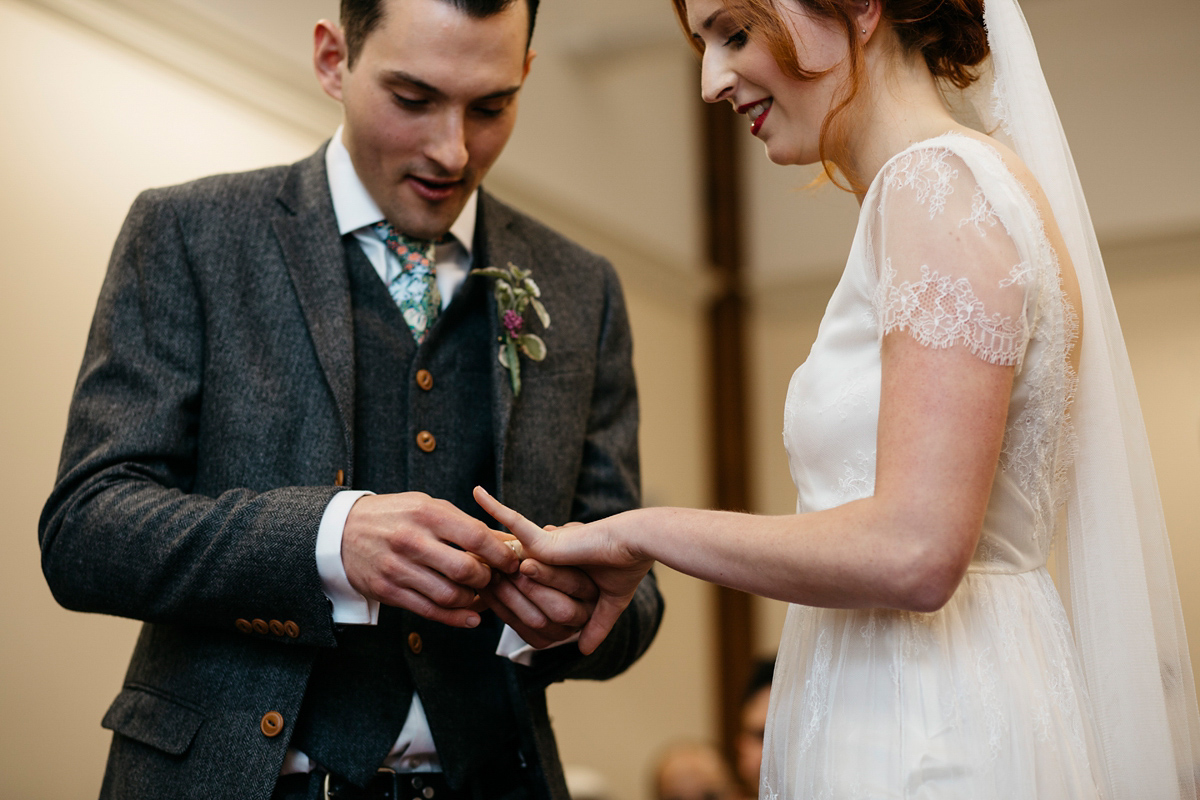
[367,574,395,601]
[443,557,472,583]
[547,601,577,626]
[430,581,463,607]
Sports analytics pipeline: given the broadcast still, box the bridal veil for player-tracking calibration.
[959,0,1200,794]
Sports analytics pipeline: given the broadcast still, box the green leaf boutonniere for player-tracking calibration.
[471,261,550,397]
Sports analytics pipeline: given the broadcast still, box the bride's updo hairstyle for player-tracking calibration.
[671,0,989,189]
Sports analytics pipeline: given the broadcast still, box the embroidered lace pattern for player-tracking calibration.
[884,146,960,219]
[876,261,1028,366]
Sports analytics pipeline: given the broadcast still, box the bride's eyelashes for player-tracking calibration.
[725,28,750,49]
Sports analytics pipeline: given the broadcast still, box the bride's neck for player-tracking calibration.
[841,43,964,201]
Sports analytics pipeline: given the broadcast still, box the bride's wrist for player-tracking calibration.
[610,507,657,563]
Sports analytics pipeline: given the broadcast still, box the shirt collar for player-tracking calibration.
[325,126,476,254]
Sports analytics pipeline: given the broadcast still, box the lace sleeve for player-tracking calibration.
[869,146,1037,368]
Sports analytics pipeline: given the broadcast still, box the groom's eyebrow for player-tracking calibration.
[382,70,523,101]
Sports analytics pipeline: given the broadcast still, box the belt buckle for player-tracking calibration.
[404,772,439,800]
[322,768,399,800]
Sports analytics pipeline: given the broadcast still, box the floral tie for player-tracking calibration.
[371,221,441,344]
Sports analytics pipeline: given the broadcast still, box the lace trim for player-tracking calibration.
[876,261,1028,367]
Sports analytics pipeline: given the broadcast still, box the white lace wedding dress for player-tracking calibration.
[762,132,1108,799]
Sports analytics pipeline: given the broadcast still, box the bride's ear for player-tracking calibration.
[855,0,883,41]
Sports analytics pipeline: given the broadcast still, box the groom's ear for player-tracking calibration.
[313,19,349,102]
[522,48,536,81]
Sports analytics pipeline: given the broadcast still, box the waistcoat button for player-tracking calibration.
[408,632,423,654]
[416,431,436,453]
[416,370,434,391]
[260,711,284,737]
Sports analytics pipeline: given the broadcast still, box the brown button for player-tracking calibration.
[283,620,300,639]
[334,469,345,487]
[416,431,436,453]
[416,370,434,391]
[269,620,285,636]
[408,632,423,654]
[235,619,253,634]
[260,711,284,738]
[252,619,269,635]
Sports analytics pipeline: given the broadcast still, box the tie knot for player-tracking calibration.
[371,222,436,272]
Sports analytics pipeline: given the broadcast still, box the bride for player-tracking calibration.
[478,0,1200,796]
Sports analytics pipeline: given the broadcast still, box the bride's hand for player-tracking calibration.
[473,486,653,655]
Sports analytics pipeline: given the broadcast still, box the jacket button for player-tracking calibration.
[269,620,285,636]
[283,620,300,638]
[252,619,269,635]
[408,632,423,654]
[416,370,434,391]
[334,469,345,487]
[235,619,252,634]
[260,711,284,737]
[416,431,436,453]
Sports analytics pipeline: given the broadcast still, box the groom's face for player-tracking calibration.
[316,0,534,240]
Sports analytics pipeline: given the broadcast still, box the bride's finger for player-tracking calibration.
[473,487,553,555]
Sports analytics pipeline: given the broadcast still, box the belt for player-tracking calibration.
[273,769,455,800]
[274,763,529,800]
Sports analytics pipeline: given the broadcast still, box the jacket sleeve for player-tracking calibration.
[527,258,664,687]
[38,189,341,647]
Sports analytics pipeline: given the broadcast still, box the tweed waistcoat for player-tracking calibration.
[290,239,519,788]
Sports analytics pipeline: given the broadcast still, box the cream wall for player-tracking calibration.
[0,2,711,799]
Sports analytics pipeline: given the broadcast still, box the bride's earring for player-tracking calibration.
[862,1,868,35]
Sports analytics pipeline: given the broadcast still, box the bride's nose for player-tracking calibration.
[700,49,736,104]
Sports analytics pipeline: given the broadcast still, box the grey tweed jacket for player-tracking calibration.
[39,145,663,800]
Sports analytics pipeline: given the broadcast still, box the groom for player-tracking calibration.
[38,0,663,798]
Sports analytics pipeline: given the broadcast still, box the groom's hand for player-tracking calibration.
[341,492,519,628]
[478,559,600,650]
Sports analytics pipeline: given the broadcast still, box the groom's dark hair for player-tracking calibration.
[341,0,540,67]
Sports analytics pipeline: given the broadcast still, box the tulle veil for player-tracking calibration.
[948,0,1198,794]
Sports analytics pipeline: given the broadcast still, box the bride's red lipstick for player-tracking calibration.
[737,98,774,136]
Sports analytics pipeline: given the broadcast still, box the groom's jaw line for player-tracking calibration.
[737,97,773,136]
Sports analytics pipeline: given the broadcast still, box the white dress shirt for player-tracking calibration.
[282,129,545,776]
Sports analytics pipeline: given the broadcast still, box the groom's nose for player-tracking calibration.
[425,111,470,175]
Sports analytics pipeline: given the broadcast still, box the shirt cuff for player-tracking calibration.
[317,490,379,625]
[495,625,581,667]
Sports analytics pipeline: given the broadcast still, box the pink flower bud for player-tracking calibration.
[503,309,524,337]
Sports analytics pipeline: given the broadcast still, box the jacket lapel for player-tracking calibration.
[475,192,532,505]
[272,146,357,477]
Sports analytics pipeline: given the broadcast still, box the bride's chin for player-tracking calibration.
[762,140,816,168]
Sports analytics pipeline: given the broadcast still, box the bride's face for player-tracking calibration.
[686,0,851,166]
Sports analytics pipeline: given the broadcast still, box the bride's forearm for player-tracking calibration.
[615,501,970,613]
